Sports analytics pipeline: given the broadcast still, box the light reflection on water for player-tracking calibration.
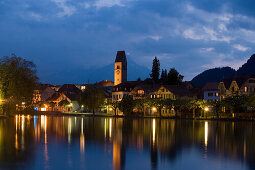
[0,115,254,170]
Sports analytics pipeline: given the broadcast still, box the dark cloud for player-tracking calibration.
[0,0,254,82]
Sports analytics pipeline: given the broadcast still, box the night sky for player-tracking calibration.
[0,0,255,84]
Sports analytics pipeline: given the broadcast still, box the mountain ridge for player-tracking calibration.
[191,54,255,87]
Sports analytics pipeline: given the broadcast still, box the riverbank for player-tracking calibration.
[12,111,255,121]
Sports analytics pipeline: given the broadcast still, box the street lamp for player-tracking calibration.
[204,107,209,118]
[152,107,157,111]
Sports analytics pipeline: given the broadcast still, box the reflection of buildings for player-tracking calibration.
[7,116,255,170]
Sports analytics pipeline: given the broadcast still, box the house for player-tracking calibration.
[154,85,198,100]
[112,81,140,101]
[202,82,220,101]
[33,84,56,104]
[57,84,82,111]
[219,75,255,99]
[46,92,72,112]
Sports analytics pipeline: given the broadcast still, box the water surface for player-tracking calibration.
[0,115,254,170]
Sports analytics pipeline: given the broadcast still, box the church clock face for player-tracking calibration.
[116,70,120,75]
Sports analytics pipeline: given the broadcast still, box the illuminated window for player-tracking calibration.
[81,86,86,90]
[215,92,219,96]
[244,86,248,92]
[137,90,144,95]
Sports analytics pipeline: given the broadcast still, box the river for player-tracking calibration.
[0,115,254,170]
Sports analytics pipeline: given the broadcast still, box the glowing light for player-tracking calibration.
[152,107,157,111]
[41,108,46,111]
[21,115,25,132]
[80,118,85,153]
[15,115,18,131]
[204,107,209,112]
[152,119,156,145]
[104,119,107,140]
[109,108,113,111]
[205,121,208,148]
[22,102,25,105]
[68,118,72,143]
[109,118,112,140]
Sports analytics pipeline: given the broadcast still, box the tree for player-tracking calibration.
[110,101,119,116]
[119,95,135,116]
[160,69,168,84]
[188,100,207,117]
[173,99,190,117]
[0,54,38,115]
[208,100,223,118]
[150,57,160,82]
[77,85,105,115]
[166,68,183,85]
[223,95,247,114]
[247,94,255,111]
[151,98,166,117]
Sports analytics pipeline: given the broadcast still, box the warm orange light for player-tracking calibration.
[204,107,209,112]
[152,107,157,111]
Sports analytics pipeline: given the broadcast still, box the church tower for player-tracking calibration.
[114,51,127,86]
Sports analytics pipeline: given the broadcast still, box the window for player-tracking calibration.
[208,93,213,97]
[81,86,86,90]
[249,79,255,83]
[215,92,219,96]
[162,88,165,92]
[117,66,120,69]
[244,86,248,92]
[138,90,144,95]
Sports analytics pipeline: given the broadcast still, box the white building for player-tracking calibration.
[202,82,220,101]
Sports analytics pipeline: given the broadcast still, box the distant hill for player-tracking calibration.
[191,67,236,87]
[237,54,255,75]
[39,58,150,84]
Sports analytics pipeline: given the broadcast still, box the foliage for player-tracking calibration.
[109,101,119,116]
[150,57,160,82]
[165,68,184,85]
[119,95,135,116]
[0,54,38,115]
[160,69,168,83]
[208,100,223,118]
[223,95,248,113]
[77,85,105,115]
[247,94,255,111]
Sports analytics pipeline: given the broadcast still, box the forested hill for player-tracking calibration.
[191,54,255,87]
[237,54,255,75]
[191,67,236,87]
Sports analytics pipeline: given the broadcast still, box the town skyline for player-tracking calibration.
[1,0,255,83]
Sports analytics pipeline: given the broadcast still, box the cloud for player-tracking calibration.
[51,0,76,17]
[201,48,214,52]
[233,44,250,52]
[28,12,42,21]
[183,27,233,42]
[201,53,246,70]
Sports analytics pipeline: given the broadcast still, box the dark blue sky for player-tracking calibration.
[0,0,255,83]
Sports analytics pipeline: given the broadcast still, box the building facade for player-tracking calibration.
[202,82,220,101]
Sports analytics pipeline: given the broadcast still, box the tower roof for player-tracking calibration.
[115,51,127,62]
